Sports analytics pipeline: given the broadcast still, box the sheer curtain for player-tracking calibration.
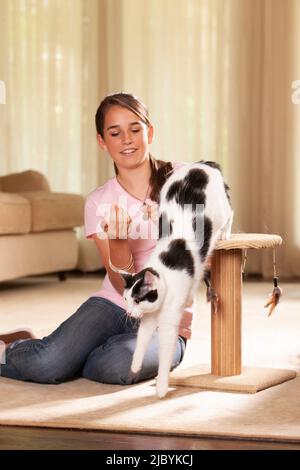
[1,0,299,277]
[0,0,103,194]
[106,0,264,198]
[105,0,231,170]
[258,0,300,277]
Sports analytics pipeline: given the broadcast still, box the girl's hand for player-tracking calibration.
[103,205,132,239]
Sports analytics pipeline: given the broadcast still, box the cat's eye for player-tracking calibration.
[134,299,140,304]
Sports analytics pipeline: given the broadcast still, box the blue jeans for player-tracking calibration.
[0,297,186,385]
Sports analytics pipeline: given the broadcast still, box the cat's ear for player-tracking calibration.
[120,272,134,287]
[143,269,159,289]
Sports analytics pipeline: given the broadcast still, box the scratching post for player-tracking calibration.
[169,234,297,393]
[211,249,242,376]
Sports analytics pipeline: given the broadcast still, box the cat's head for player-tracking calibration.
[121,267,166,319]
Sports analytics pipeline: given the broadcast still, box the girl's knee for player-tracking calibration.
[81,334,141,385]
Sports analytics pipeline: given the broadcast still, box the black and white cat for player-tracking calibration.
[121,161,233,398]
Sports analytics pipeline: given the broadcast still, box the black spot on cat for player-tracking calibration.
[158,212,173,239]
[165,180,181,201]
[166,169,208,211]
[197,161,232,206]
[192,212,205,243]
[224,182,232,205]
[197,160,222,173]
[187,168,209,188]
[122,274,135,289]
[131,276,144,297]
[139,290,158,303]
[200,216,213,261]
[159,239,194,277]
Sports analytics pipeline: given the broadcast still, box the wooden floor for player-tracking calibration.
[0,426,299,450]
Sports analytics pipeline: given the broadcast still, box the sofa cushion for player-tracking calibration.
[0,230,78,282]
[0,192,31,234]
[19,191,84,232]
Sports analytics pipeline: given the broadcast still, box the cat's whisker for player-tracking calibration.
[121,310,138,331]
[123,313,131,329]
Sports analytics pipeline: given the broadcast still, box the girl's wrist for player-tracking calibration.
[109,253,134,272]
[108,238,130,247]
[108,238,134,272]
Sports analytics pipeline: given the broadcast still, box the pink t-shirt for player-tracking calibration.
[84,162,194,339]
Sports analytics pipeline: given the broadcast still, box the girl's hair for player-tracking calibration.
[95,93,173,203]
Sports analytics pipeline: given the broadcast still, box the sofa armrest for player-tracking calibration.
[0,170,50,192]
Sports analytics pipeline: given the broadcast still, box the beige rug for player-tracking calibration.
[0,275,299,441]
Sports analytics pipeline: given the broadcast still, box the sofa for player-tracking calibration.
[0,169,85,282]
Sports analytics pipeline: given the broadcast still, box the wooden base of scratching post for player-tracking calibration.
[169,234,297,393]
[169,365,297,393]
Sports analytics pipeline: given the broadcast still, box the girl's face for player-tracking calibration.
[97,105,153,171]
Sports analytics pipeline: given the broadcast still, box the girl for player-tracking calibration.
[0,93,192,385]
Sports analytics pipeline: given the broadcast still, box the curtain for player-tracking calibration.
[258,0,300,277]
[0,0,104,194]
[105,0,232,171]
[1,0,299,277]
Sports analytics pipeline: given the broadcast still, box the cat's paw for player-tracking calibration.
[156,379,169,399]
[219,231,231,240]
[219,230,231,240]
